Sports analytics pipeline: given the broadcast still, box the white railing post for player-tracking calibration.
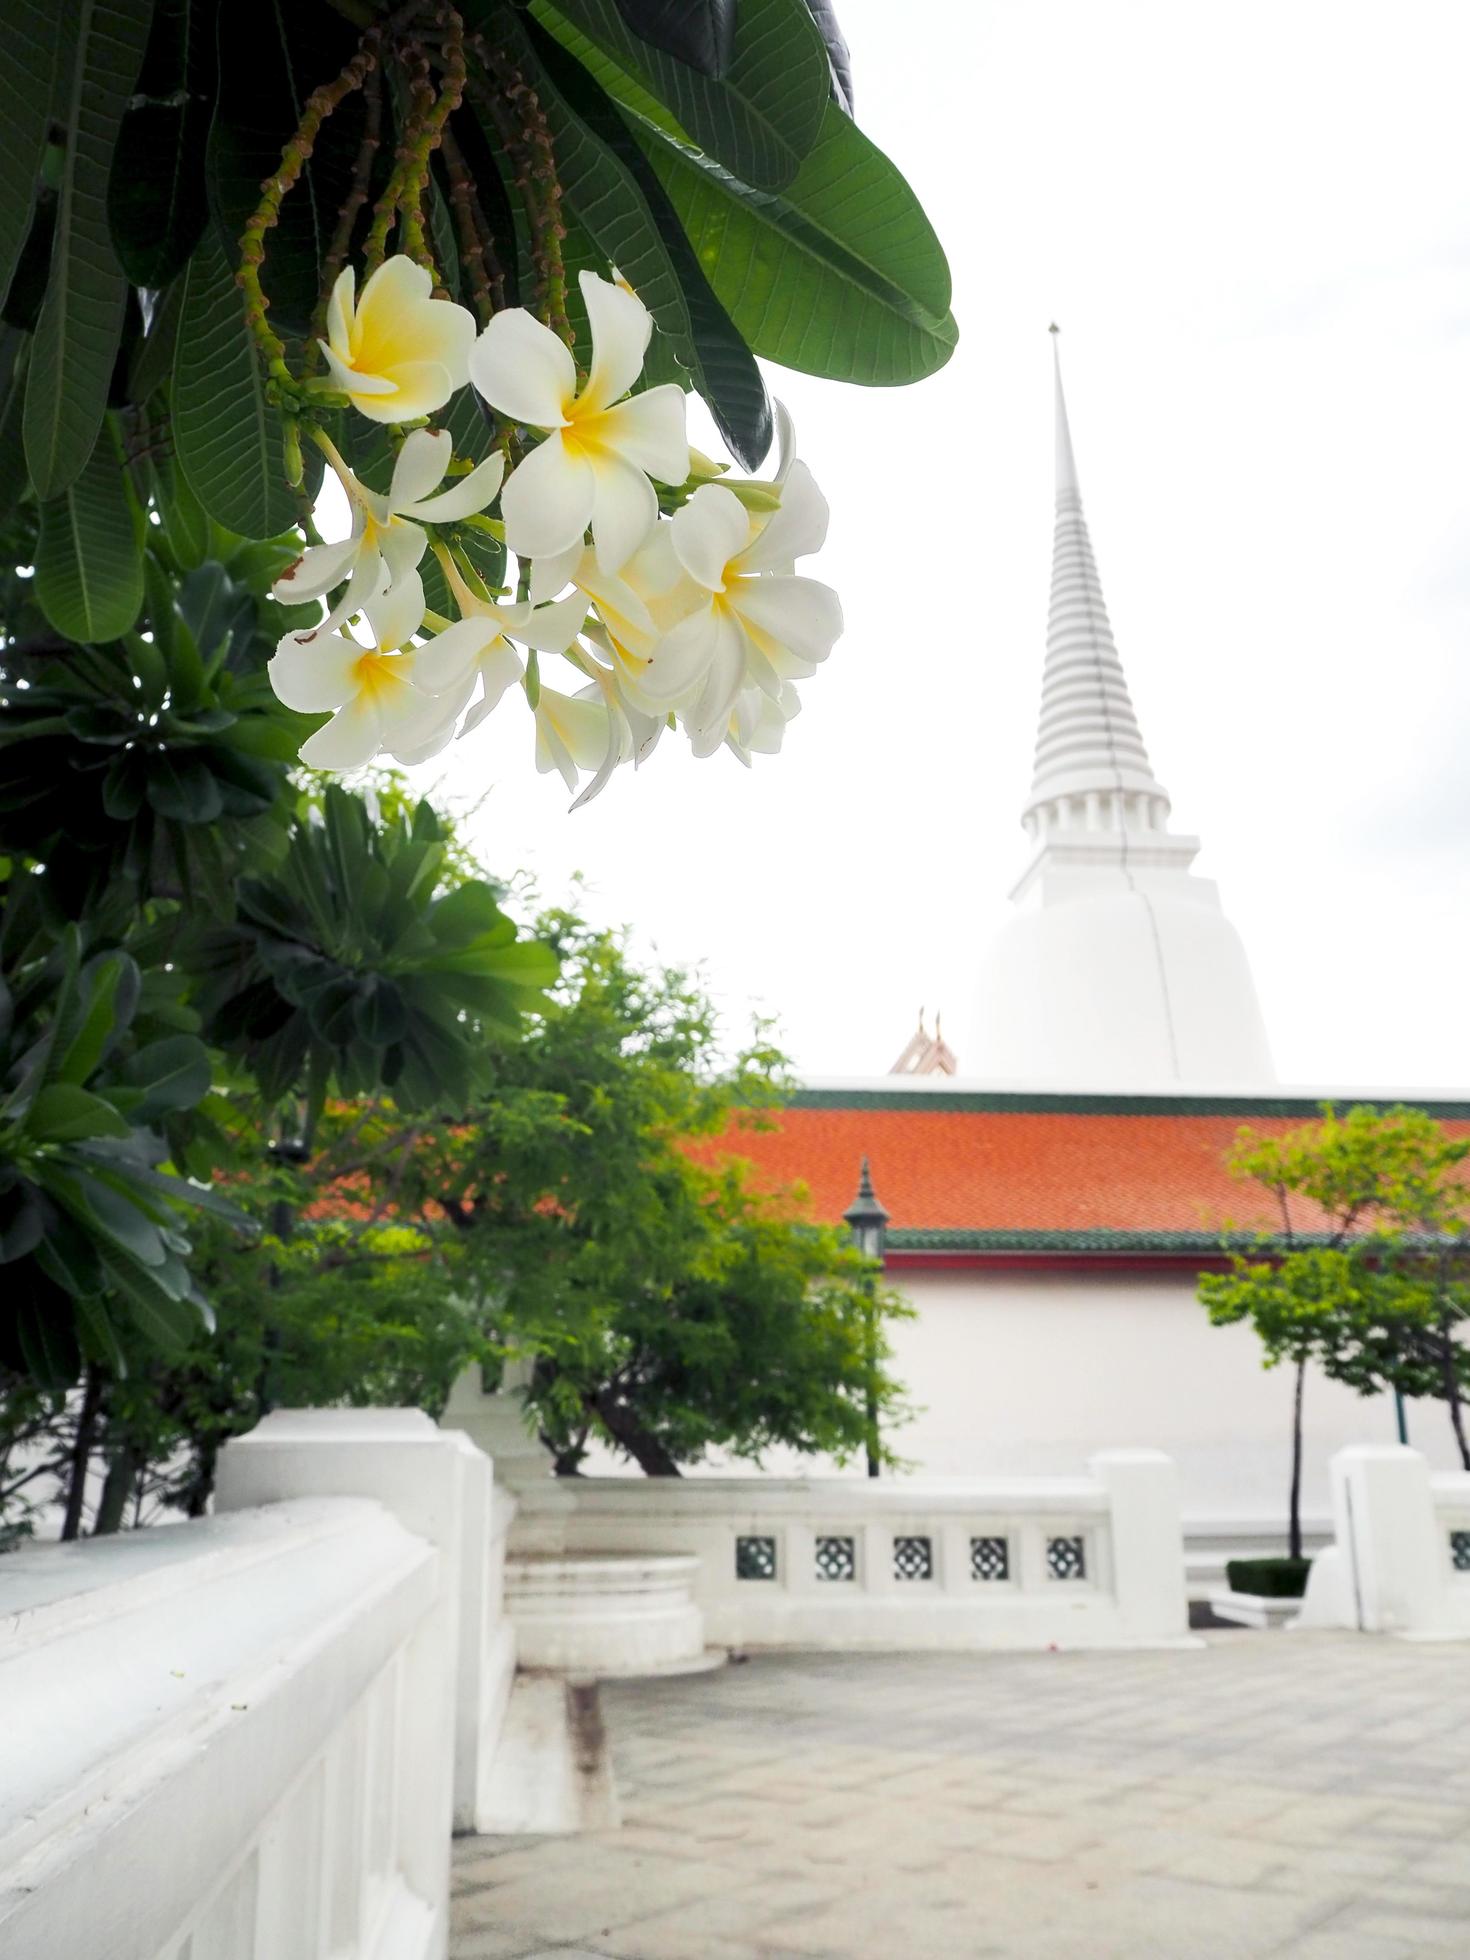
[1331,1444,1448,1636]
[1090,1449,1189,1643]
[216,1409,488,1956]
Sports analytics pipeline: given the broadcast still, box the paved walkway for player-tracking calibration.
[452,1633,1470,1959]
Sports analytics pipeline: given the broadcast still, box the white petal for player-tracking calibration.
[772,399,797,483]
[730,573,842,668]
[513,589,589,656]
[403,450,505,524]
[413,616,499,693]
[471,638,524,718]
[528,539,583,606]
[637,598,719,706]
[299,695,382,770]
[272,536,359,605]
[269,631,363,713]
[326,266,355,359]
[314,546,390,639]
[500,432,595,560]
[578,272,652,414]
[670,485,750,593]
[470,309,576,427]
[592,385,689,485]
[379,519,428,588]
[686,608,748,739]
[353,254,433,343]
[390,428,453,509]
[364,567,426,652]
[737,459,829,572]
[587,452,657,575]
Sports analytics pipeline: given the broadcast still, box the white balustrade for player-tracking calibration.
[517,1449,1191,1651]
[0,1409,512,1958]
[1297,1446,1470,1637]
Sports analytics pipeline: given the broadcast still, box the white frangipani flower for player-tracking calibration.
[533,682,625,802]
[639,459,841,739]
[413,552,587,737]
[267,577,453,771]
[718,679,802,766]
[273,429,504,641]
[469,271,688,574]
[321,256,476,424]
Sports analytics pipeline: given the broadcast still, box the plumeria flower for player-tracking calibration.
[533,682,625,802]
[321,257,476,424]
[716,680,803,766]
[527,535,681,717]
[267,576,452,771]
[273,430,504,641]
[413,552,587,737]
[469,271,688,574]
[639,461,842,740]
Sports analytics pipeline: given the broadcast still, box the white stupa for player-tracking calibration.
[970,334,1276,1087]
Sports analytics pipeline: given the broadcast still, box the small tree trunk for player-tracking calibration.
[1289,1353,1306,1563]
[60,1368,104,1542]
[590,1389,683,1477]
[1439,1312,1470,1471]
[185,1435,220,1518]
[93,1441,142,1536]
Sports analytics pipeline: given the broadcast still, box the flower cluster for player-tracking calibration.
[268,258,842,805]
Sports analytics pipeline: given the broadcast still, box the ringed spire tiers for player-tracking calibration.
[966,331,1276,1088]
[1025,332,1173,840]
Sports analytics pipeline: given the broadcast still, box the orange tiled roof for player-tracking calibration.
[696,1091,1470,1252]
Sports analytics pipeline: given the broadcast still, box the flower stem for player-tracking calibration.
[467,30,568,342]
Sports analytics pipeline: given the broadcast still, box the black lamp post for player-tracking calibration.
[844,1157,889,1478]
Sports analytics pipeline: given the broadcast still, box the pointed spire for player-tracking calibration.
[1024,333,1171,834]
[1051,326,1079,505]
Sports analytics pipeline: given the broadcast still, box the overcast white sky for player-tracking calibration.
[423,0,1470,1089]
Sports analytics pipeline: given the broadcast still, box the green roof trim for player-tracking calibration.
[886,1227,1334,1255]
[790,1089,1470,1119]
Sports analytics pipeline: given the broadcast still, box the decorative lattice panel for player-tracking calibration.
[893,1535,933,1582]
[815,1535,856,1582]
[1451,1530,1470,1574]
[735,1535,777,1581]
[1046,1534,1087,1582]
[970,1535,1010,1583]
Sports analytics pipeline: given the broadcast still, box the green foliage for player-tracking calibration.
[1202,1104,1470,1554]
[0,0,953,543]
[322,917,912,1473]
[193,785,557,1122]
[0,924,237,1388]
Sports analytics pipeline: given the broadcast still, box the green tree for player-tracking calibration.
[315,916,913,1474]
[1200,1104,1470,1559]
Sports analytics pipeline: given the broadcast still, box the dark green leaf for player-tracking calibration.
[804,1,852,113]
[107,0,214,287]
[123,1034,213,1116]
[528,0,829,190]
[28,1083,133,1142]
[22,0,153,498]
[0,1,62,314]
[34,425,146,642]
[173,226,307,539]
[0,326,31,526]
[612,0,735,76]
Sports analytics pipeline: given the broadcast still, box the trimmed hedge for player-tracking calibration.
[1225,1557,1312,1599]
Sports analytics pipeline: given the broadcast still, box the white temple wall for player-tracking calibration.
[883,1268,1465,1527]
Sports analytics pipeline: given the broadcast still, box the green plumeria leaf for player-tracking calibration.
[528,0,829,190]
[635,103,957,384]
[0,0,63,315]
[28,1083,133,1143]
[22,0,152,499]
[107,0,214,288]
[174,227,317,539]
[34,427,146,643]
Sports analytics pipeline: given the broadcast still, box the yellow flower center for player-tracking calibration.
[353,649,406,700]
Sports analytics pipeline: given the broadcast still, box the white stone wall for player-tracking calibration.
[879,1268,1466,1526]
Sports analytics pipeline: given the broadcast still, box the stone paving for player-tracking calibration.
[451,1633,1470,1959]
